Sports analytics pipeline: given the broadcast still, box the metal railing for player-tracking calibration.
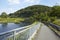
[0,22,41,40]
[49,23,60,31]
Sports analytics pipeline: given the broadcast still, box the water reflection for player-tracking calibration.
[0,22,32,33]
[2,23,8,27]
[0,23,23,33]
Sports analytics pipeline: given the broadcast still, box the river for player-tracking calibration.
[0,23,28,33]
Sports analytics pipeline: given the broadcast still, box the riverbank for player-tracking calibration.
[0,18,24,24]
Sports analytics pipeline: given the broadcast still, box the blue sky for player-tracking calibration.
[0,0,60,14]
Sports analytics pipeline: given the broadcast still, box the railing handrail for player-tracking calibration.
[0,24,37,35]
[7,24,34,38]
[0,24,32,35]
[49,23,60,29]
[6,22,39,39]
[50,23,60,27]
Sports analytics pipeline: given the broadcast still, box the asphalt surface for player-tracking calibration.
[34,23,60,40]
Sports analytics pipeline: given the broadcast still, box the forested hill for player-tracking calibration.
[9,5,51,18]
[0,5,60,24]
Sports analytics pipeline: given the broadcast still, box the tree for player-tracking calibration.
[33,12,40,21]
[49,6,60,18]
[9,5,51,18]
[1,12,8,18]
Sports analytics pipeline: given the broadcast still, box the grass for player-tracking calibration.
[53,19,60,26]
[0,18,24,23]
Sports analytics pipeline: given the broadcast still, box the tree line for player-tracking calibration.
[0,5,60,23]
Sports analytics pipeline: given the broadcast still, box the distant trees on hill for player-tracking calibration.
[49,6,60,18]
[0,5,60,23]
[0,12,8,18]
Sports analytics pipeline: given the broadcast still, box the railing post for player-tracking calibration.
[13,31,16,40]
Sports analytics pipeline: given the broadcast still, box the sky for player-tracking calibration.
[0,0,60,14]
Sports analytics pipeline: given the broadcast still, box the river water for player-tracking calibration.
[0,23,27,33]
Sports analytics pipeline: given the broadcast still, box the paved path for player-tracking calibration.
[34,24,60,40]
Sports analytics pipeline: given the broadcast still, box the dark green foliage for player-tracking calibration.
[49,6,60,18]
[11,5,51,18]
[18,10,33,18]
[1,12,8,18]
[8,5,55,23]
[0,5,60,24]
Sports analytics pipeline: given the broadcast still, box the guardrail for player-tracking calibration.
[42,22,60,37]
[42,22,60,31]
[49,23,60,31]
[0,22,41,40]
[48,23,60,37]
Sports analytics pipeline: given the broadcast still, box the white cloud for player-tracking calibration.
[24,0,35,3]
[58,0,60,5]
[24,0,40,4]
[0,8,17,14]
[7,0,41,5]
[7,0,20,5]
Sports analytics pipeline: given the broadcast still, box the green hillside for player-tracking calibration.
[9,5,51,18]
[0,5,60,25]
